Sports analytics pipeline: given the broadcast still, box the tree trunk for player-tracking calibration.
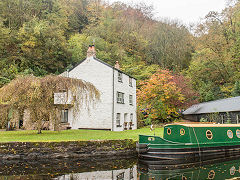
[37,128,42,134]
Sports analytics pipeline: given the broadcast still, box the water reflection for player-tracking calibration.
[54,166,137,180]
[139,157,240,180]
[0,158,137,180]
[2,157,240,179]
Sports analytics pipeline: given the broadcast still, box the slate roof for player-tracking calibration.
[183,96,240,115]
[69,57,136,80]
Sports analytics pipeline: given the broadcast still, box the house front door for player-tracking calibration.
[124,113,128,130]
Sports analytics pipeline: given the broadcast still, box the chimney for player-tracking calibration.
[115,61,120,70]
[87,45,96,58]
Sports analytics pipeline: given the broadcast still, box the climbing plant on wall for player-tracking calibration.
[0,75,100,133]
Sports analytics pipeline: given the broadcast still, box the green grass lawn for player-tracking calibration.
[0,127,163,142]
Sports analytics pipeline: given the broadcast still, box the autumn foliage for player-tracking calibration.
[137,70,198,124]
[0,75,100,133]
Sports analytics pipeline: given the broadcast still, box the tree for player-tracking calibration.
[0,75,100,133]
[232,81,240,96]
[187,1,240,101]
[172,74,199,107]
[137,69,198,124]
[17,19,71,74]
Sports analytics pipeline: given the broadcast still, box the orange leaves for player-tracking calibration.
[138,69,179,103]
[137,69,195,123]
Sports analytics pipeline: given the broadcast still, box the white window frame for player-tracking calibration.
[129,95,133,105]
[118,72,123,82]
[129,77,133,87]
[116,113,121,127]
[61,109,68,123]
[117,92,124,104]
[130,113,133,123]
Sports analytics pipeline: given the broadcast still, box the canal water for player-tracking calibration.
[1,157,240,179]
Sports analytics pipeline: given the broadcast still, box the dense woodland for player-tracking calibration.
[1,0,240,124]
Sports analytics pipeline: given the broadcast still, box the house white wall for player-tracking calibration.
[67,56,113,130]
[55,166,137,180]
[113,69,137,131]
[62,55,137,131]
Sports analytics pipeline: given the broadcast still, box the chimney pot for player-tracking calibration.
[87,45,96,58]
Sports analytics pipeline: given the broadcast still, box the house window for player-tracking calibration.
[116,172,125,180]
[116,113,121,127]
[129,77,133,87]
[117,92,124,104]
[129,95,133,105]
[130,167,134,179]
[61,109,68,123]
[118,72,123,82]
[130,113,133,122]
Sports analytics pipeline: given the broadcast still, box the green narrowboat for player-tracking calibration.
[137,124,240,161]
[139,157,240,180]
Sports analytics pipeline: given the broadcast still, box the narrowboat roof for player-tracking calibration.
[183,96,240,115]
[165,123,240,127]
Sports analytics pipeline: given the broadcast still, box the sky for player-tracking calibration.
[106,0,228,24]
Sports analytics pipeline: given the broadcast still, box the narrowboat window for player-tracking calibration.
[167,128,171,135]
[182,176,187,180]
[227,130,233,139]
[230,166,236,175]
[180,128,185,136]
[208,170,215,179]
[236,130,240,138]
[206,130,213,140]
[148,137,155,141]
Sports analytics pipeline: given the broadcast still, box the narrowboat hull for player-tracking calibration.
[137,124,240,162]
[137,143,240,161]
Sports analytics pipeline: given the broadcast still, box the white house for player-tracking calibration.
[55,165,137,180]
[59,45,137,131]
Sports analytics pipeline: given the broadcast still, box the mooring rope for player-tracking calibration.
[192,127,202,162]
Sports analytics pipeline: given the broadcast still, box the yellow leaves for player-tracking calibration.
[220,84,233,97]
[165,96,170,99]
[137,69,191,122]
[23,39,36,48]
[178,94,185,102]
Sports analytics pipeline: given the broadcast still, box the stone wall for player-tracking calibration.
[0,139,137,161]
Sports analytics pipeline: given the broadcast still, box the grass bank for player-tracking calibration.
[0,127,163,142]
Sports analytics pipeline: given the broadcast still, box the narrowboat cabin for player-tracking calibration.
[137,124,240,161]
